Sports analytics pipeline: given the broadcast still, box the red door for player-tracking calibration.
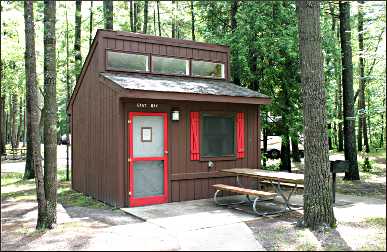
[128,112,168,207]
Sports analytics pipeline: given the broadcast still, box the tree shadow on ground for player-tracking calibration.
[336,180,386,199]
[1,201,37,218]
[62,205,141,226]
[312,226,352,251]
[246,211,352,251]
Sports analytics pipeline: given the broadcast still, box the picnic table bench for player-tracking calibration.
[212,184,277,215]
[213,168,304,216]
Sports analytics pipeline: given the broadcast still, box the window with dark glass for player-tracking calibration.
[192,60,225,78]
[152,56,189,75]
[201,113,235,157]
[106,51,149,72]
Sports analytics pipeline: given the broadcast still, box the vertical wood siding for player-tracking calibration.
[123,101,259,205]
[72,54,121,207]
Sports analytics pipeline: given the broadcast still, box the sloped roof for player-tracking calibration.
[101,73,269,99]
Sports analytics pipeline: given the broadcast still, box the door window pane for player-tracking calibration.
[152,56,189,75]
[106,51,149,72]
[133,161,164,198]
[133,116,164,157]
[192,60,225,78]
[201,114,235,157]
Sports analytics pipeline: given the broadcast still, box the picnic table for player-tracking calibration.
[4,147,27,160]
[213,168,304,216]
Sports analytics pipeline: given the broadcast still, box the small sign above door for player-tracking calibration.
[141,127,152,142]
[137,103,159,108]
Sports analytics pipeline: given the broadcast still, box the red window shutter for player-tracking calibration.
[190,112,200,160]
[236,112,245,159]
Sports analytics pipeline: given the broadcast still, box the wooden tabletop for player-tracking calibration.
[220,168,304,184]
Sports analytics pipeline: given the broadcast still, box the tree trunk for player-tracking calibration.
[230,0,240,85]
[381,98,385,148]
[6,110,9,145]
[339,2,359,180]
[17,96,23,145]
[66,3,70,182]
[337,94,344,151]
[74,0,82,82]
[157,0,161,36]
[153,8,156,35]
[357,0,369,153]
[262,115,268,168]
[24,0,45,228]
[23,102,26,147]
[43,0,57,229]
[0,96,5,154]
[328,123,333,150]
[329,4,344,152]
[280,134,291,172]
[291,136,301,162]
[171,0,176,38]
[129,0,134,32]
[135,2,141,32]
[133,1,137,32]
[143,0,148,33]
[191,0,195,41]
[248,48,259,91]
[11,93,18,149]
[103,0,113,30]
[296,0,335,230]
[89,1,93,47]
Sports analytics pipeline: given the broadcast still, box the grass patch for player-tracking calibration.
[1,172,24,186]
[57,182,108,209]
[1,188,36,201]
[1,171,108,209]
[364,217,386,227]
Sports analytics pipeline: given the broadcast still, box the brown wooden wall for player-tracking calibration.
[98,31,230,80]
[120,100,260,206]
[71,50,123,207]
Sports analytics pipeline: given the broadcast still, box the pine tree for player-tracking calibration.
[339,2,359,180]
[296,0,336,230]
[43,0,57,229]
[103,0,113,30]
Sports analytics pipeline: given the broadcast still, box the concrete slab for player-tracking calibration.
[121,196,293,221]
[148,210,255,232]
[176,222,264,251]
[121,198,231,220]
[120,197,269,250]
[86,222,180,251]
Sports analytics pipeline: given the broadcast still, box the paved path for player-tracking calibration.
[1,145,70,173]
[2,193,386,251]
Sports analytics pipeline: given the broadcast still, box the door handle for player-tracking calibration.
[165,150,168,154]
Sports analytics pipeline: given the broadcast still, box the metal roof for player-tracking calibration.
[101,73,269,99]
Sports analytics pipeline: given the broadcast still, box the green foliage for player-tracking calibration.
[360,146,373,172]
[262,162,280,172]
[199,2,303,145]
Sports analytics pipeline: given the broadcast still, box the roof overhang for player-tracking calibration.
[100,73,271,105]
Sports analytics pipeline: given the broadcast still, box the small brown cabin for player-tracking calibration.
[68,29,270,208]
